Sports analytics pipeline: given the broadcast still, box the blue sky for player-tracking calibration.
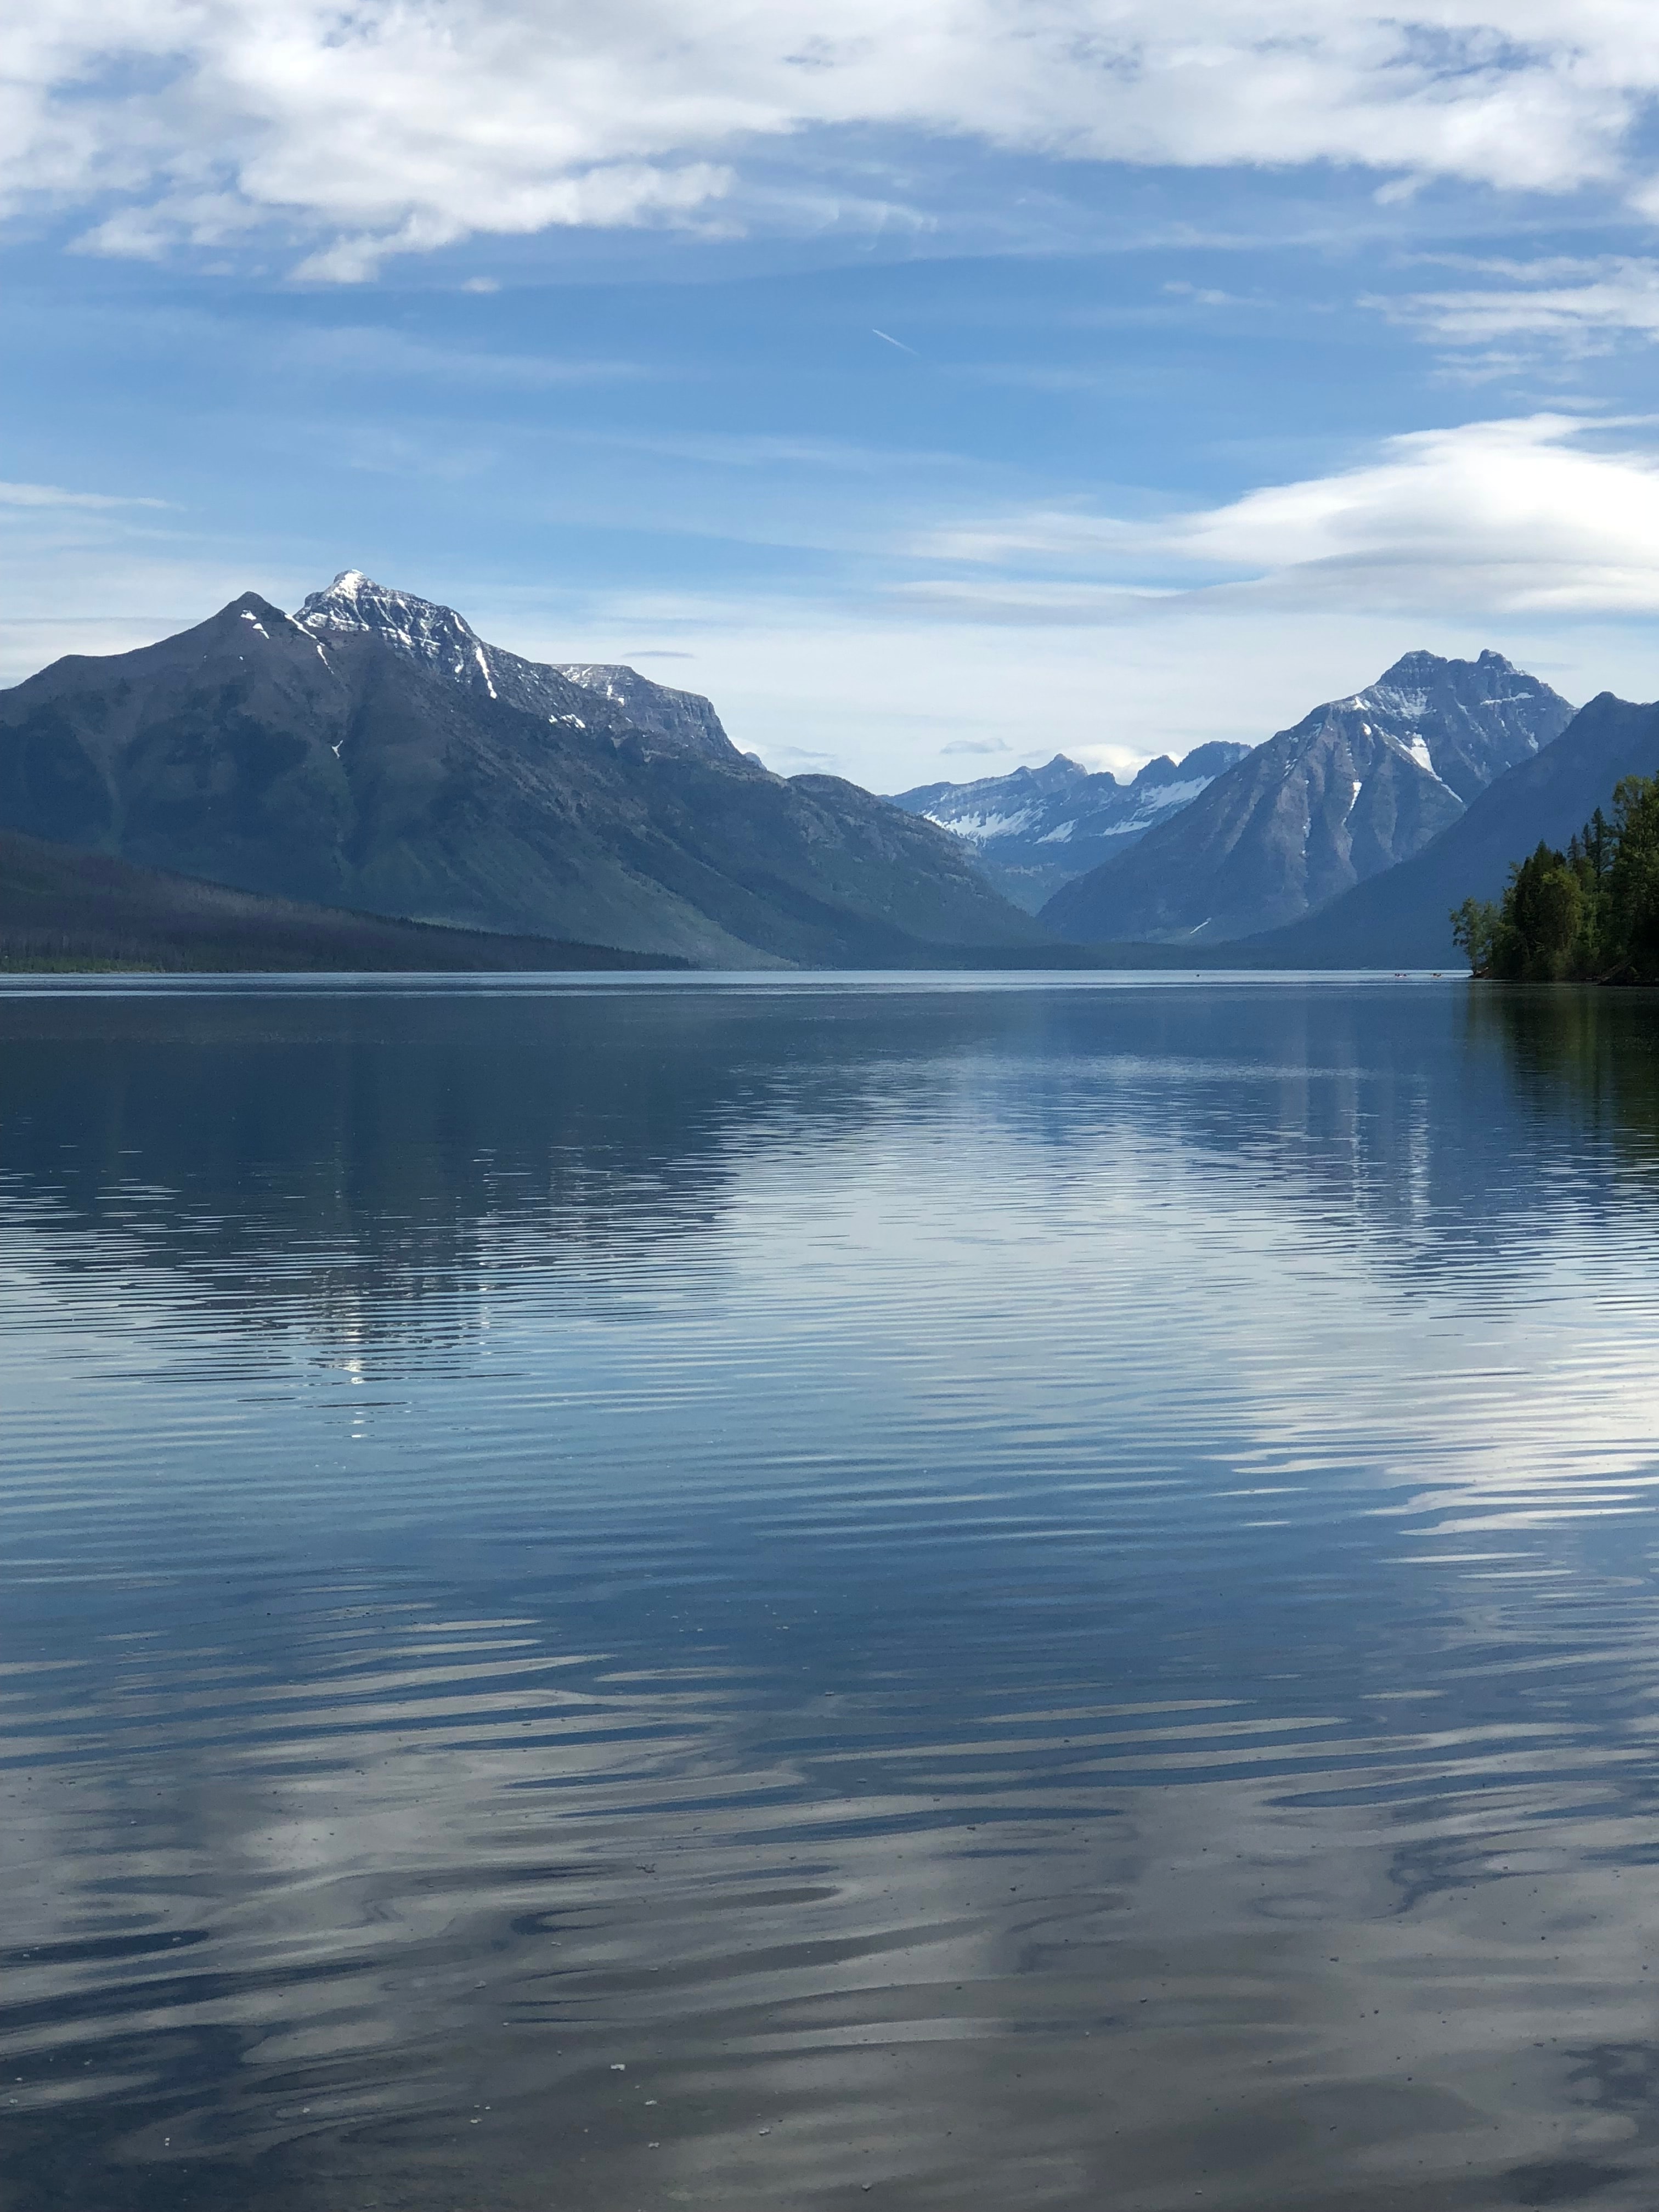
[8,4,1659,787]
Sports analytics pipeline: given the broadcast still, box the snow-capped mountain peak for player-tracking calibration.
[293,574,743,766]
[296,573,495,689]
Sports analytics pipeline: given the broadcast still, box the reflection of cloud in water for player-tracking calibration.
[10,1593,1659,2209]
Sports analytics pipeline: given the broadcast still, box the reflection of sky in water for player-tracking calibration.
[5,976,1659,2210]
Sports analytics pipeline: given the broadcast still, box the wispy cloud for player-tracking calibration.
[1378,257,1659,360]
[0,481,168,511]
[567,427,969,473]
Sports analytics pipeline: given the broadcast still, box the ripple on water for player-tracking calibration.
[5,975,1659,2210]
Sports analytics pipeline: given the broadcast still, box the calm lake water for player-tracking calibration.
[5,973,1659,2211]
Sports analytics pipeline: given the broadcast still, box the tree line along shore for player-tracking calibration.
[1454,775,1659,985]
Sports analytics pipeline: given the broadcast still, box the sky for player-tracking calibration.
[8,3,1659,789]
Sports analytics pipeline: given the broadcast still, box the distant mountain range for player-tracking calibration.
[888,743,1250,911]
[0,576,1043,967]
[1042,651,1575,945]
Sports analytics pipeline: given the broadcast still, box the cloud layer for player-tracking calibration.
[13,2,1659,276]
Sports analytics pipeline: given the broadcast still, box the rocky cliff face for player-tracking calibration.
[889,743,1250,911]
[0,584,1045,967]
[1041,651,1575,945]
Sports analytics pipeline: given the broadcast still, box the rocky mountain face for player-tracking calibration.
[888,743,1250,911]
[0,584,1045,967]
[296,572,740,764]
[553,662,734,762]
[1041,651,1575,945]
[1252,691,1659,968]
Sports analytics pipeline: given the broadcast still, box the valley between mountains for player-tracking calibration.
[3,572,1657,970]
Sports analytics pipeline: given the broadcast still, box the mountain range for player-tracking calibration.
[0,576,1043,967]
[888,743,1250,911]
[1042,651,1575,945]
[4,582,1650,973]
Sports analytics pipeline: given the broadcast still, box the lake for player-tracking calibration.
[5,973,1659,2211]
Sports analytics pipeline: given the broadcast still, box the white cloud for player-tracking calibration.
[912,414,1659,618]
[1175,414,1659,611]
[12,3,1659,276]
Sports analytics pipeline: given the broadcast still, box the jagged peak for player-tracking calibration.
[1371,646,1527,690]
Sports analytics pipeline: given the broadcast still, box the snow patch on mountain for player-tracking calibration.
[929,806,1047,844]
[889,742,1251,911]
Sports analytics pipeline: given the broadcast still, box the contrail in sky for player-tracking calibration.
[871,329,918,354]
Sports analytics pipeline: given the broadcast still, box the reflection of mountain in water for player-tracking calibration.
[7,981,1659,1352]
[1,989,767,1347]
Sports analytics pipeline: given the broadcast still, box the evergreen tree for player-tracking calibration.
[1602,776,1659,981]
[1494,843,1584,980]
[1458,774,1659,984]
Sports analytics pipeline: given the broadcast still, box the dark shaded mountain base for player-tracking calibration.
[0,831,1311,974]
[0,831,687,973]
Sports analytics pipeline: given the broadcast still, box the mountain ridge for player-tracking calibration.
[296,572,743,765]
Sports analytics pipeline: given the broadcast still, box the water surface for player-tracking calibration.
[5,973,1659,2210]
